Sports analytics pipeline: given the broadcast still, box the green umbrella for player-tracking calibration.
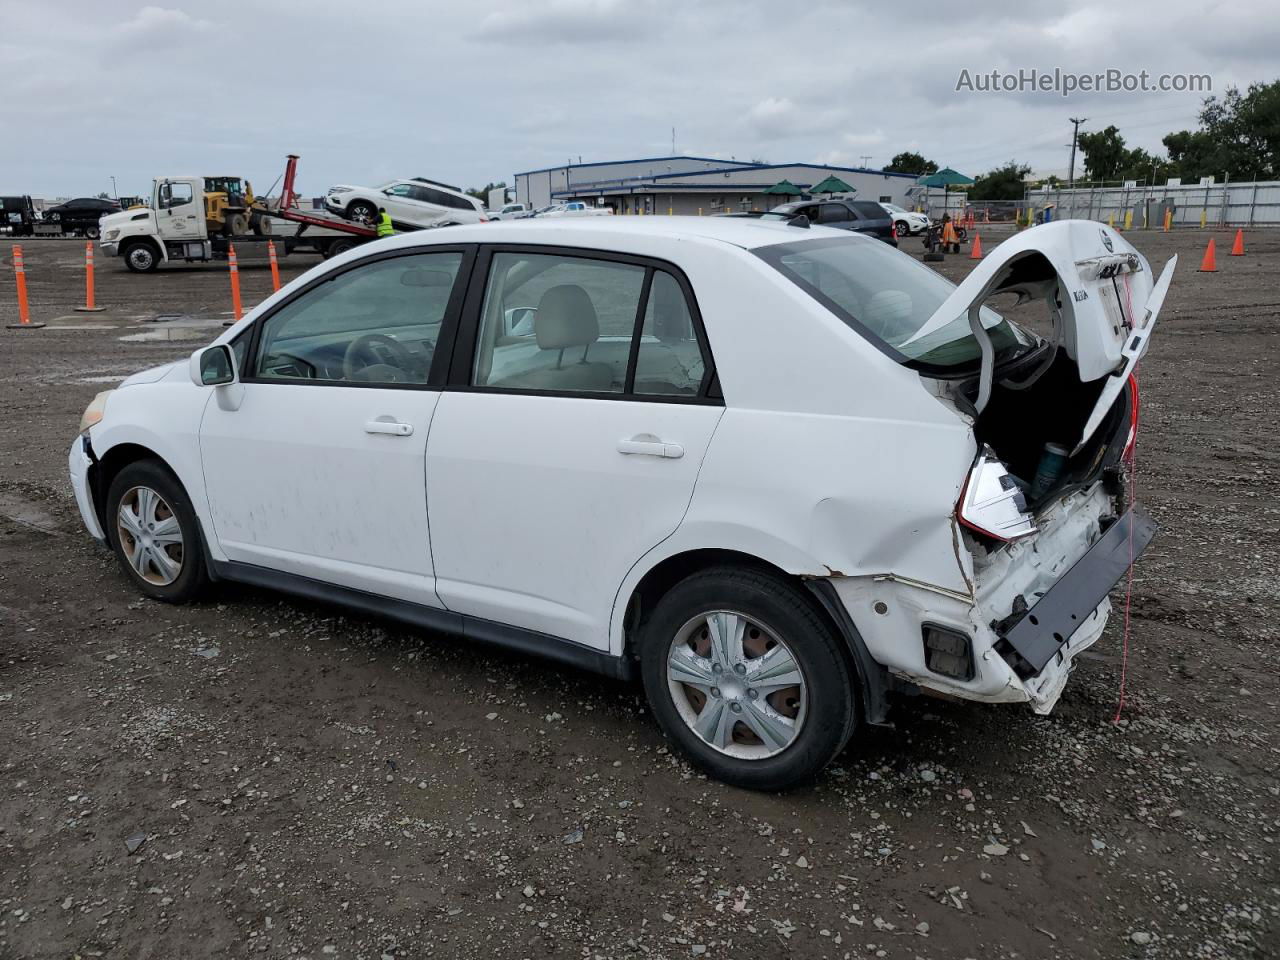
[915,167,974,188]
[811,174,854,196]
[762,179,803,196]
[915,167,974,221]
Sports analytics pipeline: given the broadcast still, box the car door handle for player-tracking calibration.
[617,435,684,459]
[364,419,413,437]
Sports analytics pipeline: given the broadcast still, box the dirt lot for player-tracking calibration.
[1,229,1276,960]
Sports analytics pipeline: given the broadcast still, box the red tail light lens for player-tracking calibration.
[1123,373,1140,460]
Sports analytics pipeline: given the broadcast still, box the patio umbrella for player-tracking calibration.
[916,167,974,219]
[761,179,803,209]
[810,174,854,196]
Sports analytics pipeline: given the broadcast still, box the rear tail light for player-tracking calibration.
[956,447,1037,541]
[891,221,898,240]
[1123,373,1140,460]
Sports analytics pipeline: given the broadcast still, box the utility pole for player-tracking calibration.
[859,154,872,168]
[1067,117,1087,188]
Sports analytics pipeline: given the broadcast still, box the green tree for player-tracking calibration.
[886,151,938,176]
[1161,80,1280,180]
[968,161,1032,201]
[466,180,507,203]
[1076,125,1129,181]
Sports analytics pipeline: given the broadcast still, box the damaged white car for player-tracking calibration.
[68,217,1171,790]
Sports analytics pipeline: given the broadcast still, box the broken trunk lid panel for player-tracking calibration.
[903,221,1175,451]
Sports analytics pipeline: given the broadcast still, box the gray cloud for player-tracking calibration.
[0,0,1262,199]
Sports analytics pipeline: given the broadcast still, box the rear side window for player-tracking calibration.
[468,251,712,399]
[820,204,851,223]
[853,201,887,219]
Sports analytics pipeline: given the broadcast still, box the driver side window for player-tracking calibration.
[252,252,462,386]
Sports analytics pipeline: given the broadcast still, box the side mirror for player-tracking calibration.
[190,344,236,386]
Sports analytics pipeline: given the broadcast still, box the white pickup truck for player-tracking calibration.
[99,176,370,273]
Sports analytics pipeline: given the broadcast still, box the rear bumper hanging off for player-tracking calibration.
[995,506,1157,679]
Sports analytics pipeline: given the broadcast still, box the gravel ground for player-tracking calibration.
[0,228,1276,960]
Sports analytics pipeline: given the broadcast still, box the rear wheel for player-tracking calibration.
[84,224,101,240]
[105,461,209,603]
[346,200,377,225]
[640,567,856,790]
[324,238,359,259]
[895,219,911,237]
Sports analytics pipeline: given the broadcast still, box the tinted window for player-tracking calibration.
[853,201,888,219]
[385,184,414,197]
[473,252,646,394]
[820,204,851,223]
[634,271,704,397]
[254,252,462,385]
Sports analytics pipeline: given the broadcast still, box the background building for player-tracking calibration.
[513,156,921,214]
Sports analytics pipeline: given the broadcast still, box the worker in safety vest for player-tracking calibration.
[376,207,394,238]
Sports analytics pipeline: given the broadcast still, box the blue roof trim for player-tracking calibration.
[513,155,757,177]
[552,182,856,197]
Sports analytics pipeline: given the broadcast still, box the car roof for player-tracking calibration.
[371,215,863,253]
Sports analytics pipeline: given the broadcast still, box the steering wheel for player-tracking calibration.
[342,333,417,382]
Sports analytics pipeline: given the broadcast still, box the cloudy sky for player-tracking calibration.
[2,0,1273,199]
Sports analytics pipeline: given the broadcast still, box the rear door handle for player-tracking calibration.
[617,435,684,459]
[365,419,413,437]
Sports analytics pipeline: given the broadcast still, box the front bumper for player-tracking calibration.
[100,241,119,256]
[68,434,105,542]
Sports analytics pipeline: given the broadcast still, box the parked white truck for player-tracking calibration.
[100,175,373,273]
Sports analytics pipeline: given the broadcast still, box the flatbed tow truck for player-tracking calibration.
[99,155,392,272]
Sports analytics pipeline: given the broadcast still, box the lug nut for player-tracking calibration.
[710,687,721,698]
[734,663,746,675]
[730,703,742,713]
[747,689,758,699]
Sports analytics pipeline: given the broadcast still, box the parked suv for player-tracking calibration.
[42,197,121,238]
[69,218,1170,790]
[325,178,485,230]
[762,199,897,244]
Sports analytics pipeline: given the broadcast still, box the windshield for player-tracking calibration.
[754,236,1035,369]
[881,203,905,213]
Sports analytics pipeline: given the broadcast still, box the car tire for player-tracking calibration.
[346,200,377,225]
[84,224,101,240]
[324,238,359,259]
[122,241,160,273]
[895,220,911,237]
[640,566,857,791]
[105,460,209,603]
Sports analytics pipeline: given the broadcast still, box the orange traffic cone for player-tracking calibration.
[969,233,983,259]
[1198,238,1217,272]
[1230,229,1245,256]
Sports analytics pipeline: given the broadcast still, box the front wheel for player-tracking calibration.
[895,219,911,237]
[122,242,159,273]
[346,200,377,225]
[640,567,857,790]
[105,460,209,602]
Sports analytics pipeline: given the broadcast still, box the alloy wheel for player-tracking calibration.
[666,610,807,759]
[116,485,184,586]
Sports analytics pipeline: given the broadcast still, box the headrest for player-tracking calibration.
[535,285,599,350]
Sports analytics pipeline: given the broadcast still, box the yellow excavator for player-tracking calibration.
[203,176,270,236]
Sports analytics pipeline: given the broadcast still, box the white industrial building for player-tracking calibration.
[513,156,921,215]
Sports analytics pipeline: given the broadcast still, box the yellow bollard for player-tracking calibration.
[1107,213,1115,229]
[1162,209,1171,232]
[1200,209,1207,228]
[698,207,702,216]
[1123,209,1133,231]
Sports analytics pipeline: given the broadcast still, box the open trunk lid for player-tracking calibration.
[903,220,1175,454]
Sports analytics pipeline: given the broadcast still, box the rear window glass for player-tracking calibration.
[853,201,888,219]
[754,236,1033,370]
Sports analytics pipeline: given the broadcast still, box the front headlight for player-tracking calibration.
[79,390,112,434]
[104,229,119,241]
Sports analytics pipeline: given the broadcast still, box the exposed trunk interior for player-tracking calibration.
[968,348,1128,511]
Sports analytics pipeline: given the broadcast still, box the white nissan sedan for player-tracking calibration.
[70,217,1172,790]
